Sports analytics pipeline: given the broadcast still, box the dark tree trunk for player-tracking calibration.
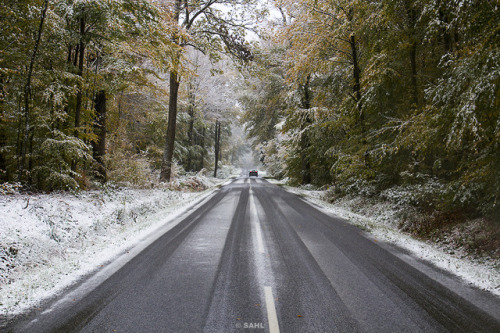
[71,13,86,175]
[406,5,419,107]
[67,45,73,64]
[28,130,34,184]
[213,120,221,178]
[0,131,6,181]
[350,34,370,167]
[350,34,363,123]
[74,13,85,139]
[300,134,311,184]
[73,44,79,67]
[92,90,107,182]
[15,96,23,167]
[159,0,182,182]
[0,77,7,181]
[187,83,195,172]
[160,70,180,182]
[187,117,194,171]
[200,126,206,171]
[300,75,312,185]
[349,33,369,166]
[18,0,48,183]
[438,1,452,53]
[63,44,74,130]
[409,42,419,107]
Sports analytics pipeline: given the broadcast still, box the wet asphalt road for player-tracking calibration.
[8,177,500,332]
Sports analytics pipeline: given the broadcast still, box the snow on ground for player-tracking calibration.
[267,179,500,297]
[0,170,239,318]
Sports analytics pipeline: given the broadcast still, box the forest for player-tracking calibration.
[0,0,257,192]
[239,0,499,253]
[1,1,499,252]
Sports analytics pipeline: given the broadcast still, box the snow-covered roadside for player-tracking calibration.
[267,179,500,297]
[0,174,235,318]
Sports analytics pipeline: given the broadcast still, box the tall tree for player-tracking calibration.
[92,89,106,182]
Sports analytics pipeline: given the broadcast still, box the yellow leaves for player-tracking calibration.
[275,0,360,86]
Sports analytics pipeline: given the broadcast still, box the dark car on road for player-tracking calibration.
[249,170,258,177]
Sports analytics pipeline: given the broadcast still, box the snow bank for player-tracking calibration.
[0,174,232,317]
[268,179,500,297]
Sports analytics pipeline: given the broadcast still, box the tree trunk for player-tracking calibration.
[74,13,85,139]
[409,41,419,107]
[438,2,452,53]
[15,97,23,168]
[159,0,182,182]
[28,130,34,184]
[67,44,72,64]
[187,116,194,171]
[213,120,221,178]
[0,132,6,181]
[18,0,49,183]
[200,126,206,171]
[300,75,312,185]
[0,77,7,181]
[160,70,180,182]
[71,12,86,174]
[187,83,195,172]
[350,34,369,166]
[350,34,370,167]
[92,90,107,182]
[350,34,362,123]
[406,5,419,107]
[73,44,79,67]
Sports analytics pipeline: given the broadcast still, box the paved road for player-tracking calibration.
[8,178,500,332]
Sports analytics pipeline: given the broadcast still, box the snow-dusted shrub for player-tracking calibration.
[215,164,239,179]
[167,176,208,192]
[0,183,22,195]
[380,175,446,209]
[106,153,155,188]
[0,244,19,284]
[324,176,378,202]
[31,133,92,191]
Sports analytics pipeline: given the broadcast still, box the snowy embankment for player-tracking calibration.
[0,172,236,317]
[267,179,500,297]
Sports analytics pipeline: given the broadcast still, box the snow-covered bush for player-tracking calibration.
[0,183,22,195]
[380,175,446,209]
[106,152,155,188]
[215,164,240,179]
[31,133,93,191]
